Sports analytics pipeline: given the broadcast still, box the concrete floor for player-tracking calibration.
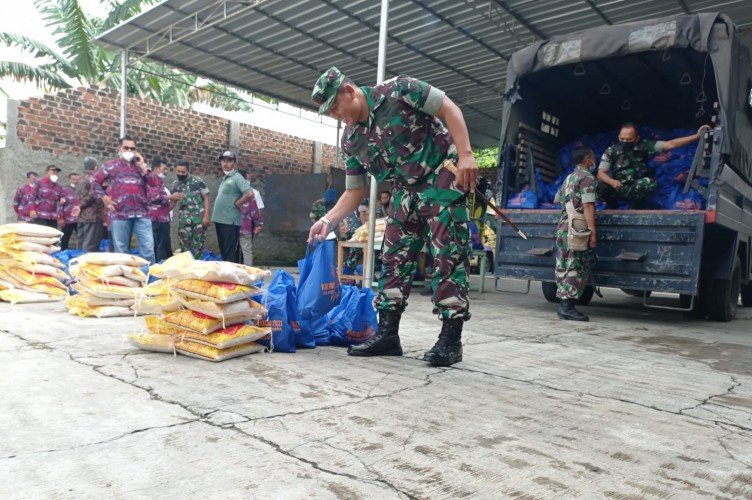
[1,277,751,499]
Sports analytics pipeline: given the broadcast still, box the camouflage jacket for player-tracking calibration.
[555,167,596,232]
[341,75,463,217]
[598,140,665,182]
[309,198,334,221]
[171,175,209,220]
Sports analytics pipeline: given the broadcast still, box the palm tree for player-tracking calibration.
[0,0,253,111]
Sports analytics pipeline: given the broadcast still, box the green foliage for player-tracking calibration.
[473,147,499,169]
[0,0,252,112]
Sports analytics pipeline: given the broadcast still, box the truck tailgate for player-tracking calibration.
[496,210,706,295]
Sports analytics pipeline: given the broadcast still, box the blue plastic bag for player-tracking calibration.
[256,270,298,353]
[296,240,341,321]
[506,189,538,209]
[327,286,378,347]
[301,316,329,346]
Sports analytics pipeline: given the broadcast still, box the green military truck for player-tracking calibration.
[494,12,752,321]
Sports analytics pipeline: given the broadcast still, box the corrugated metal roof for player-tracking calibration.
[95,0,752,147]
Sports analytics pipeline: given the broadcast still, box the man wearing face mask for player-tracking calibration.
[76,157,106,252]
[148,159,173,262]
[14,171,38,222]
[29,165,65,228]
[171,159,211,258]
[211,150,255,263]
[60,172,81,250]
[91,135,161,264]
[554,148,598,321]
[596,123,710,208]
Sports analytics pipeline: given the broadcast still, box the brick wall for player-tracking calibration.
[13,87,339,181]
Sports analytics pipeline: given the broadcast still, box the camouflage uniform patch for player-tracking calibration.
[597,140,663,206]
[171,175,209,258]
[339,75,470,320]
[555,168,596,300]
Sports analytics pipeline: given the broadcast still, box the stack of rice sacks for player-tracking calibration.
[66,253,149,317]
[128,252,272,362]
[0,223,69,304]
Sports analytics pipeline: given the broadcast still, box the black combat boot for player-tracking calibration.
[558,299,589,321]
[348,310,403,357]
[423,318,463,367]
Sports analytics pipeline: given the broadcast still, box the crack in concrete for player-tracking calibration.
[716,430,752,468]
[0,419,198,461]
[2,329,424,496]
[452,364,752,432]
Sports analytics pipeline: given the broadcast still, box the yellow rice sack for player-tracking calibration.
[0,278,15,291]
[69,263,147,283]
[144,315,182,335]
[175,339,265,362]
[151,252,269,285]
[0,234,61,246]
[170,279,262,304]
[127,333,174,353]
[173,323,271,349]
[68,304,134,318]
[0,289,63,303]
[0,268,67,290]
[22,283,68,298]
[4,261,69,281]
[162,309,254,334]
[130,294,180,314]
[142,278,174,297]
[0,250,64,268]
[70,252,149,268]
[0,223,62,238]
[172,293,266,320]
[73,280,141,299]
[95,275,143,288]
[65,293,135,308]
[2,241,60,254]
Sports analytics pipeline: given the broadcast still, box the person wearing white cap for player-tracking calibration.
[210,150,255,262]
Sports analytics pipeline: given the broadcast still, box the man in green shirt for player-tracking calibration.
[307,67,478,367]
[211,150,254,263]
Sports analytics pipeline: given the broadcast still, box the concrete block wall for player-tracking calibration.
[1,87,341,265]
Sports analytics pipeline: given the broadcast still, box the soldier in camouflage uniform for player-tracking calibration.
[308,67,478,367]
[597,123,709,208]
[308,188,338,223]
[171,160,211,258]
[554,148,598,321]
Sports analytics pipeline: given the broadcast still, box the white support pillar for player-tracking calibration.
[120,50,128,137]
[364,0,389,288]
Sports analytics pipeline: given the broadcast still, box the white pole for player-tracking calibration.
[120,50,128,137]
[364,0,389,288]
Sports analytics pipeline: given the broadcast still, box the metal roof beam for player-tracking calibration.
[407,0,510,61]
[127,0,270,60]
[582,0,612,25]
[489,0,546,40]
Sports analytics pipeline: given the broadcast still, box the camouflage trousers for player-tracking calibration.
[376,196,471,320]
[554,230,593,300]
[597,177,657,207]
[177,215,206,259]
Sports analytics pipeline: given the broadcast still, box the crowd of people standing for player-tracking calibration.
[12,136,264,265]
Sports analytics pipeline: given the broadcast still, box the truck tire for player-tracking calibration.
[577,285,595,306]
[741,283,752,307]
[706,256,741,322]
[541,281,559,303]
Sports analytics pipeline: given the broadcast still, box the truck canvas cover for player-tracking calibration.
[501,13,752,182]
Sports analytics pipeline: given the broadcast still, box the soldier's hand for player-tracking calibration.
[202,217,210,228]
[697,124,711,136]
[455,155,479,193]
[589,233,598,249]
[308,220,330,244]
[610,179,623,189]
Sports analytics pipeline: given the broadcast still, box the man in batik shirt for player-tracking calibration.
[13,171,38,222]
[30,165,65,228]
[307,67,478,367]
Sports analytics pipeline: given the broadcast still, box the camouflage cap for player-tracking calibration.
[311,66,346,115]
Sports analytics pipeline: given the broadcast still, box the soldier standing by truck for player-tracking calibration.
[554,148,598,321]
